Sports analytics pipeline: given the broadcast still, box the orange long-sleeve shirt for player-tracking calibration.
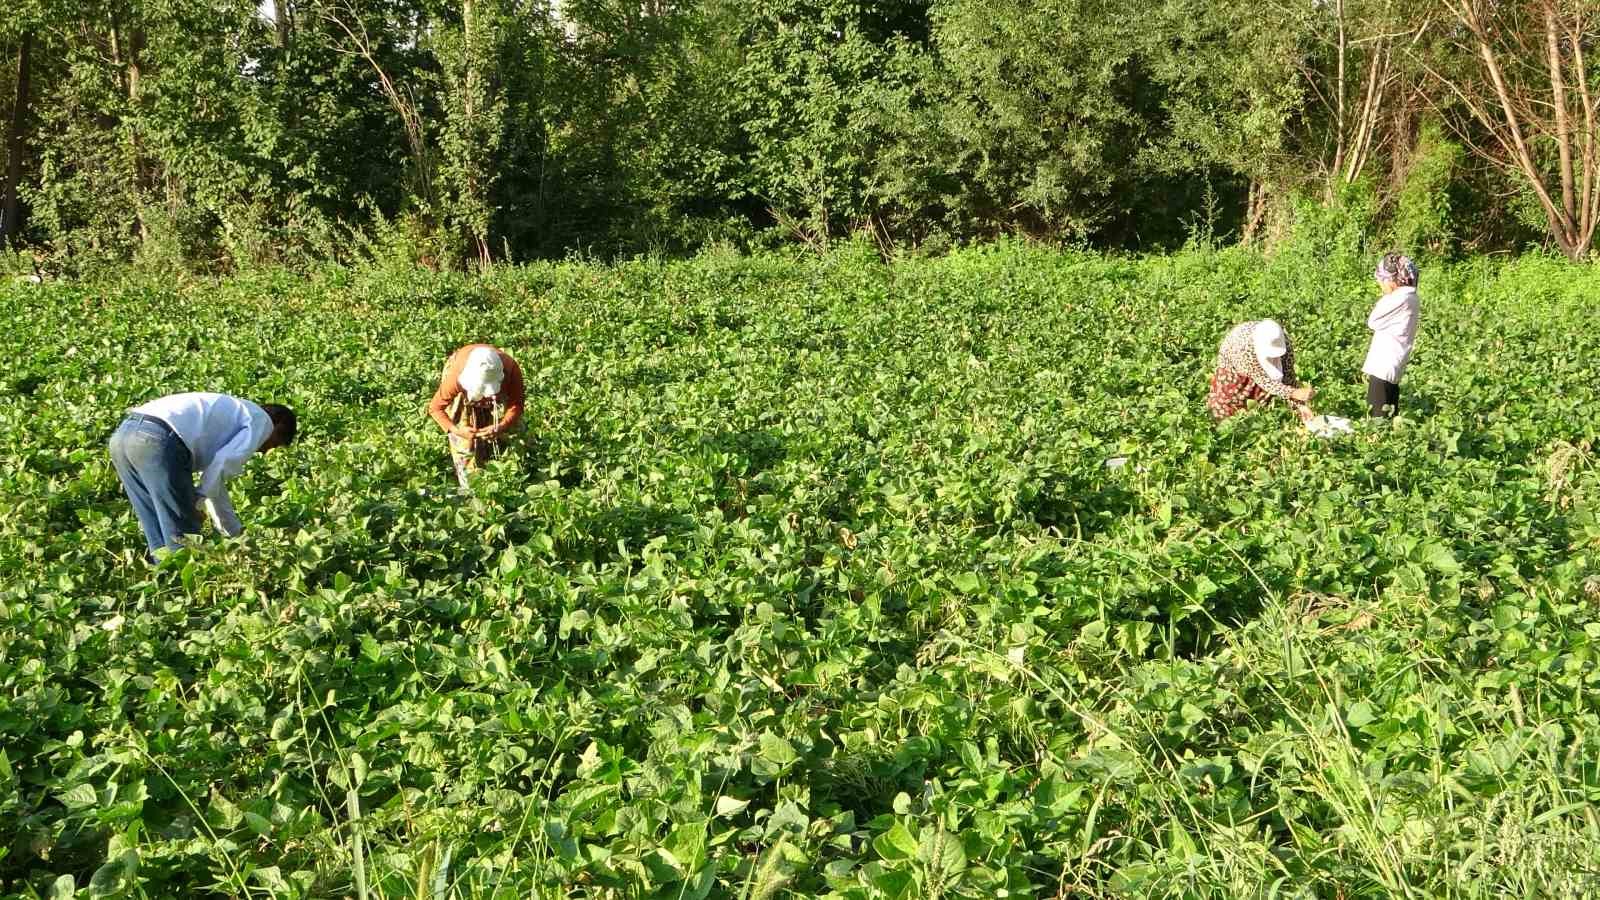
[428,344,525,434]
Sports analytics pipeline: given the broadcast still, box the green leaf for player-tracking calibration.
[1168,819,1196,857]
[758,732,799,767]
[59,784,98,812]
[88,849,137,897]
[1420,542,1462,575]
[714,796,750,817]
[873,821,919,861]
[244,811,273,836]
[644,847,684,883]
[208,793,244,829]
[767,800,809,835]
[269,715,294,742]
[872,868,917,899]
[920,828,967,875]
[250,866,289,892]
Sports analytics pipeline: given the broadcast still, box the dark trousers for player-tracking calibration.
[1367,375,1400,418]
[109,413,200,556]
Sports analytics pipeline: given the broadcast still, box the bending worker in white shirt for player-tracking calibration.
[1364,253,1421,418]
[108,392,297,558]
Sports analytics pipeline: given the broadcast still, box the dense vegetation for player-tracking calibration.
[4,243,1600,897]
[3,1,1600,267]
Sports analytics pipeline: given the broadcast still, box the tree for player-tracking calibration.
[322,1,439,224]
[1,29,32,248]
[1424,0,1600,259]
[728,0,928,248]
[1150,0,1430,243]
[878,0,1152,243]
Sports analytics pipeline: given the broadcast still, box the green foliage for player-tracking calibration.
[873,0,1150,243]
[1390,121,1466,259]
[4,246,1600,896]
[1149,0,1304,186]
[1274,182,1381,276]
[729,0,925,245]
[532,0,756,257]
[7,0,1586,263]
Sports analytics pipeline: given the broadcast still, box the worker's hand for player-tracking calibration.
[451,424,476,440]
[478,423,500,439]
[1295,403,1315,423]
[1289,385,1314,404]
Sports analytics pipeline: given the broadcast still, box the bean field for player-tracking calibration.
[4,244,1600,898]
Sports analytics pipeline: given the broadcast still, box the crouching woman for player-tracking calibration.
[1207,319,1315,423]
[428,344,525,489]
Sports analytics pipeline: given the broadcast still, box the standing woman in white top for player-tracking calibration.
[108,392,297,558]
[1364,253,1421,418]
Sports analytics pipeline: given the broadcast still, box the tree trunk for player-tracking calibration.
[1449,0,1584,258]
[462,0,493,267]
[272,0,299,133]
[1328,0,1348,203]
[1343,41,1389,187]
[109,18,152,244]
[1,30,33,249]
[1572,22,1597,247]
[323,4,437,210]
[1540,1,1576,235]
[1242,180,1267,245]
[272,0,293,53]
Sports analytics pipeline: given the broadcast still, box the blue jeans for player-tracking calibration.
[109,414,199,557]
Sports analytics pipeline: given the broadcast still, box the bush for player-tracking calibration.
[1390,120,1466,259]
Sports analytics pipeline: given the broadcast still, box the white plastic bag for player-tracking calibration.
[1304,414,1354,438]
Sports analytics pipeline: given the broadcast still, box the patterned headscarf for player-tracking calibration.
[1375,253,1419,288]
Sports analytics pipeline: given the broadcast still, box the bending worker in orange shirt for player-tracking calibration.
[428,344,525,490]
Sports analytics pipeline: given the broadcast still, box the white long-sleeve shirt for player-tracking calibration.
[1362,285,1420,384]
[131,392,272,537]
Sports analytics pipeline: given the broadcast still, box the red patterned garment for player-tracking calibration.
[1207,320,1299,421]
[1207,366,1271,420]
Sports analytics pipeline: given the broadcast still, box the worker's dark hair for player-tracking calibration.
[262,404,297,445]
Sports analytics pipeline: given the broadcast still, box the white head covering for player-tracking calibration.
[1253,320,1287,382]
[457,346,505,401]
